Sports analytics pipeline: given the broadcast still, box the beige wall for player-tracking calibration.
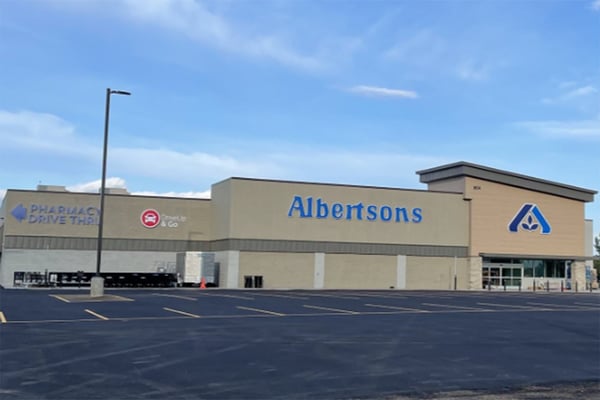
[212,179,469,246]
[406,256,469,290]
[238,252,314,289]
[210,180,232,241]
[4,190,211,241]
[324,254,397,289]
[427,177,465,193]
[229,251,473,290]
[585,219,593,257]
[465,177,585,257]
[468,257,483,290]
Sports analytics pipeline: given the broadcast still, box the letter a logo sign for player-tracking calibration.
[508,203,551,234]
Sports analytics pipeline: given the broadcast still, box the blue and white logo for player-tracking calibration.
[11,204,27,222]
[9,203,100,225]
[508,203,551,234]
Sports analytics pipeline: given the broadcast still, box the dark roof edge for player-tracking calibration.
[417,161,596,202]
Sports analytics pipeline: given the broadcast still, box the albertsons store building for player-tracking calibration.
[0,162,596,290]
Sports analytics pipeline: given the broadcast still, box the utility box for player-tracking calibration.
[175,252,218,287]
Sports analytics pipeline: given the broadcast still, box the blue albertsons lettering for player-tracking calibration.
[288,196,422,223]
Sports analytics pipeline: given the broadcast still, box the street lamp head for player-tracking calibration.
[110,90,131,96]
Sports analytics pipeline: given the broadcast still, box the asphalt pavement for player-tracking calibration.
[1,289,599,399]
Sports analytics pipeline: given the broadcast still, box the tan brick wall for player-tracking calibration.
[406,256,469,290]
[324,254,396,289]
[238,252,314,289]
[468,257,483,290]
[4,190,211,241]
[214,179,469,246]
[465,177,585,257]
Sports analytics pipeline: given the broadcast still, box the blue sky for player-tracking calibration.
[1,0,599,240]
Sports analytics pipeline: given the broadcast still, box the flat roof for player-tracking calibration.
[4,189,211,202]
[217,176,463,196]
[417,161,596,202]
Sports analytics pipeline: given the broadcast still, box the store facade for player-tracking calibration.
[0,162,595,290]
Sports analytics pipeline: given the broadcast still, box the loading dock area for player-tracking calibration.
[0,289,598,399]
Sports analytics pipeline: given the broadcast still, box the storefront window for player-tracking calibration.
[523,260,544,277]
[484,258,565,278]
[545,260,565,278]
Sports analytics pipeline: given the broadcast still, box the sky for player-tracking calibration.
[0,0,599,240]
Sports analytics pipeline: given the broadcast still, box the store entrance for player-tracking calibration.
[482,264,523,289]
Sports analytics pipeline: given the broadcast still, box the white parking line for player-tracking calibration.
[84,309,109,320]
[237,306,285,316]
[364,303,428,312]
[574,302,600,307]
[197,293,255,300]
[477,302,540,309]
[348,293,408,299]
[153,293,198,301]
[249,293,309,300]
[301,293,361,300]
[49,294,71,303]
[163,307,200,318]
[303,305,359,314]
[527,302,593,309]
[422,303,488,311]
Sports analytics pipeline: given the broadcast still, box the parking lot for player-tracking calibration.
[1,289,599,399]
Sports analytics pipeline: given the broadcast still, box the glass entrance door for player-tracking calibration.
[483,264,523,289]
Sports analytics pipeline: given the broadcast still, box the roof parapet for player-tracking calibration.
[417,161,596,202]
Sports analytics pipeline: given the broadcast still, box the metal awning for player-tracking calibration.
[480,253,592,262]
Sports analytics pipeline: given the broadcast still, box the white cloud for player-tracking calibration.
[66,178,211,198]
[558,81,577,89]
[119,0,322,71]
[592,0,600,11]
[0,110,95,157]
[267,150,447,187]
[541,84,599,107]
[133,190,211,199]
[565,85,598,98]
[348,85,418,99]
[0,108,449,199]
[67,178,128,193]
[516,120,600,139]
[384,29,446,66]
[109,147,284,183]
[456,60,488,82]
[384,29,491,82]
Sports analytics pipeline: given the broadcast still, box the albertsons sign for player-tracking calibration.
[288,196,422,223]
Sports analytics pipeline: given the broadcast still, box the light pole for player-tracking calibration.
[91,88,131,297]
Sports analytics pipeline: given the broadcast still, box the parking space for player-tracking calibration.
[1,289,599,399]
[3,289,598,324]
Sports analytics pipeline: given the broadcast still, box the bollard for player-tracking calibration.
[591,282,593,293]
[503,281,506,291]
[488,281,491,291]
[576,281,578,292]
[561,280,564,292]
[533,279,536,292]
[546,280,550,292]
[519,281,522,292]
